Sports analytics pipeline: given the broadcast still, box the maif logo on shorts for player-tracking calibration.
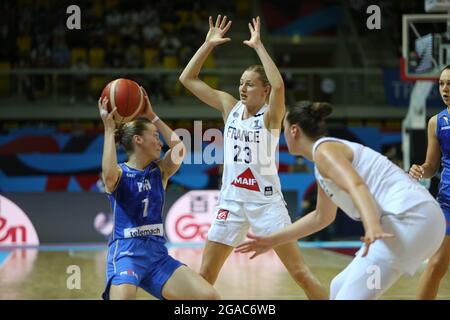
[216,209,229,221]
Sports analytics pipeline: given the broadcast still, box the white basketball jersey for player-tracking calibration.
[312,137,437,221]
[220,101,283,203]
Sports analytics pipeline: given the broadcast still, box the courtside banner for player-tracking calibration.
[0,194,39,246]
[165,190,219,243]
[1,191,298,244]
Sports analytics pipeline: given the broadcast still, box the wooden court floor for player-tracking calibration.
[0,246,449,300]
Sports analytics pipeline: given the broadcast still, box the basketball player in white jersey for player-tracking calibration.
[236,101,446,300]
[179,15,327,299]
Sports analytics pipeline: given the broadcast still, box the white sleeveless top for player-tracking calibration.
[220,101,283,203]
[312,137,437,221]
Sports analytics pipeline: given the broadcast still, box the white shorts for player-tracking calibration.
[354,201,446,276]
[207,198,292,247]
[330,201,446,300]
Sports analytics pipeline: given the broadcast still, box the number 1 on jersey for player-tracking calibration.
[142,198,149,217]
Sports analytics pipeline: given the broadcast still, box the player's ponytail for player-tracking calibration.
[286,101,333,139]
[114,117,152,155]
[114,124,125,145]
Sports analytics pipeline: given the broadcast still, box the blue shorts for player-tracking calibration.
[440,205,450,235]
[102,237,183,300]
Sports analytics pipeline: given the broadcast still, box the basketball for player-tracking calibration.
[101,78,145,123]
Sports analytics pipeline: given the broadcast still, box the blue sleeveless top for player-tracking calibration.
[107,162,165,244]
[435,108,450,207]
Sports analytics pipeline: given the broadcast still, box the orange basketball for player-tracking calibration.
[101,78,145,123]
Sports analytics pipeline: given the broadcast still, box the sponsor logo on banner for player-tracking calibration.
[0,195,39,246]
[231,168,260,192]
[165,190,219,243]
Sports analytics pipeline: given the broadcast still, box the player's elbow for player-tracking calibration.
[171,141,187,164]
[316,209,335,228]
[103,175,118,191]
[348,179,366,192]
[273,81,284,91]
[429,164,440,177]
[270,78,284,91]
[177,142,187,160]
[178,74,187,84]
[179,73,194,85]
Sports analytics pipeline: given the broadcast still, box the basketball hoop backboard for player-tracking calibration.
[425,0,450,12]
[401,14,450,81]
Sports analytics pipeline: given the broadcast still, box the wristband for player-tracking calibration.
[151,116,160,124]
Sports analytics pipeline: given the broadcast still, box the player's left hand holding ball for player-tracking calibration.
[98,96,118,130]
[140,86,157,121]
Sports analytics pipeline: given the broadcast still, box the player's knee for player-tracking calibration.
[189,283,220,300]
[110,287,136,300]
[290,265,314,286]
[118,292,136,300]
[199,268,217,285]
[200,287,221,300]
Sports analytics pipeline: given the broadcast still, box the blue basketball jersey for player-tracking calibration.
[107,162,165,244]
[436,108,450,207]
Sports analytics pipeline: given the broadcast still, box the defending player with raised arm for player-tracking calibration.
[179,15,327,300]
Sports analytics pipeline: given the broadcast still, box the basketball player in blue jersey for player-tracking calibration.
[98,92,220,300]
[180,15,327,299]
[409,65,450,299]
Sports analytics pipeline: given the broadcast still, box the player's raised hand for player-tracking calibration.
[205,15,232,47]
[235,234,274,259]
[98,96,117,130]
[140,86,157,120]
[409,164,424,180]
[360,226,394,257]
[243,17,262,49]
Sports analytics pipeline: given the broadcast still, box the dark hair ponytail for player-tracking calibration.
[114,124,125,144]
[286,101,333,139]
